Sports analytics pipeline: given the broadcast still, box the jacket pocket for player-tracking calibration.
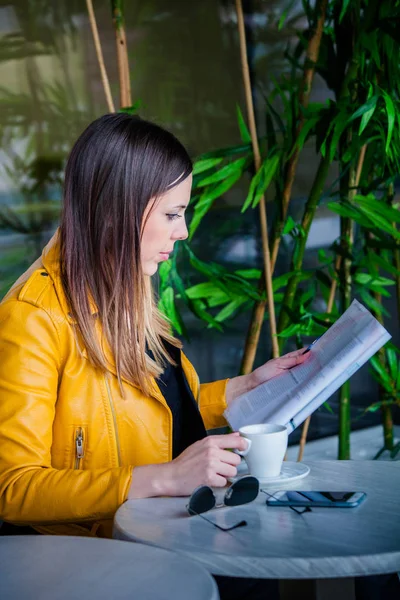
[73,426,87,470]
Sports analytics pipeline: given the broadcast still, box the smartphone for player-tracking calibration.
[266,490,366,508]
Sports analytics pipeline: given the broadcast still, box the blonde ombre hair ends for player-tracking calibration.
[59,113,192,395]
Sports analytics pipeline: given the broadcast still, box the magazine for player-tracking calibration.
[224,299,391,432]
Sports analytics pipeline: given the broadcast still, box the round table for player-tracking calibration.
[113,460,400,580]
[0,535,219,600]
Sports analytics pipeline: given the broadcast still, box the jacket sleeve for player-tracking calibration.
[0,299,132,525]
[199,380,229,430]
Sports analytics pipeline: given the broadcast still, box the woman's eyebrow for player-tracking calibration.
[170,204,187,209]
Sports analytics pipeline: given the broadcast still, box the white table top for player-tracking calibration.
[0,535,219,600]
[113,460,400,579]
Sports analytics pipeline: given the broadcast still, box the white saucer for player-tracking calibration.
[228,461,310,485]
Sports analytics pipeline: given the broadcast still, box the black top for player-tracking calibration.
[148,342,207,458]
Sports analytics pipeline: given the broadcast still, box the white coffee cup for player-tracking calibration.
[235,423,288,479]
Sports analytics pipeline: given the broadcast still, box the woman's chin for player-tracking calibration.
[142,262,159,277]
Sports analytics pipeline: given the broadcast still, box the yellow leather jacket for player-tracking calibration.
[0,238,228,537]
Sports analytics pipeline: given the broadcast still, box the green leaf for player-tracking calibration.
[189,299,223,331]
[185,282,229,302]
[252,153,281,209]
[272,271,295,291]
[186,248,225,279]
[357,205,400,239]
[277,323,302,338]
[339,0,351,23]
[236,105,251,143]
[192,157,223,176]
[364,401,386,414]
[234,269,261,280]
[359,90,377,135]
[354,273,395,287]
[296,116,318,152]
[242,166,263,213]
[381,90,395,154]
[283,215,297,235]
[158,286,183,335]
[278,0,296,30]
[311,312,336,326]
[215,297,247,322]
[327,202,371,228]
[322,401,334,414]
[359,289,390,318]
[386,348,398,381]
[189,171,242,238]
[119,100,142,114]
[366,251,399,276]
[370,355,392,386]
[158,259,172,286]
[355,194,400,225]
[200,142,252,160]
[197,157,247,187]
[349,96,378,123]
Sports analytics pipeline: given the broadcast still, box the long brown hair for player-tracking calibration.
[60,113,192,394]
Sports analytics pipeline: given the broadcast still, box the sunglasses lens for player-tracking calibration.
[224,476,259,507]
[187,486,216,515]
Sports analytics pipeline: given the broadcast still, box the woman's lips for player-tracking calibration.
[158,252,170,261]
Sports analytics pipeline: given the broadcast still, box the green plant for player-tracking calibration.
[159,0,400,459]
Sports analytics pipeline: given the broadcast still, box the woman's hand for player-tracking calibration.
[251,347,308,387]
[128,433,247,499]
[226,347,308,404]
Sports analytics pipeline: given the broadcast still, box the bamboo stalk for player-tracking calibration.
[235,0,279,358]
[239,298,267,374]
[112,0,132,108]
[86,0,115,113]
[380,182,397,451]
[373,289,394,452]
[270,0,328,268]
[395,246,400,320]
[297,413,310,462]
[338,158,357,459]
[296,144,367,461]
[278,154,331,335]
[239,0,328,373]
[387,181,400,329]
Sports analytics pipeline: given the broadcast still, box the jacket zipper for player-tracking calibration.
[104,374,122,466]
[75,427,84,469]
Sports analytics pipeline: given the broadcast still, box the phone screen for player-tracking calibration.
[268,491,366,507]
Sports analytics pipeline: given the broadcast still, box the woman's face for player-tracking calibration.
[141,174,192,276]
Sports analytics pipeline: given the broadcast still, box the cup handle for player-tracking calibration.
[233,438,252,457]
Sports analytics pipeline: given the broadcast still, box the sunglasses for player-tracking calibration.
[186,476,259,532]
[261,489,312,515]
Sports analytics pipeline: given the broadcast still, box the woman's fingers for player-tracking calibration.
[280,347,308,359]
[211,474,228,487]
[205,433,248,452]
[219,448,242,466]
[278,351,308,367]
[215,461,238,479]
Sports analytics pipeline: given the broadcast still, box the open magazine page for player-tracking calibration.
[224,300,391,432]
[288,330,391,431]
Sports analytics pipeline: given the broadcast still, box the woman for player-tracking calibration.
[0,113,306,595]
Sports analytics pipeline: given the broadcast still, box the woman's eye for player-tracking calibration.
[166,213,182,221]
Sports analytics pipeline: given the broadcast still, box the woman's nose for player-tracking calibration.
[173,219,188,241]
